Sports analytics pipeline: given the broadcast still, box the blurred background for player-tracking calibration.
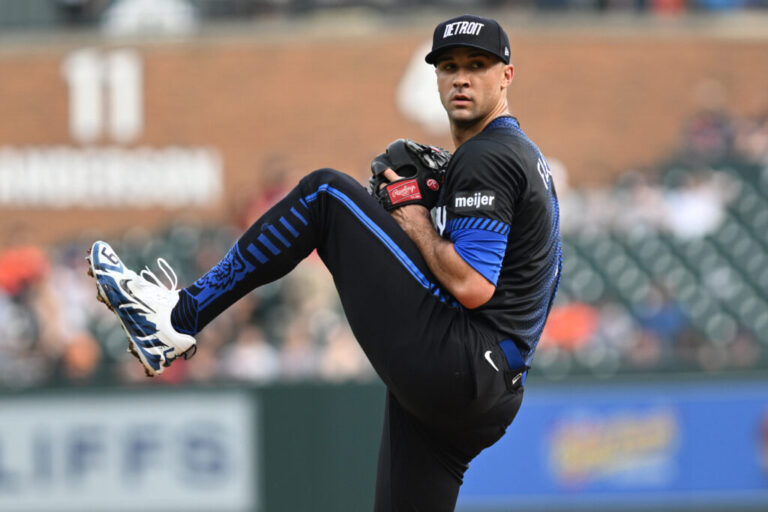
[1,1,768,511]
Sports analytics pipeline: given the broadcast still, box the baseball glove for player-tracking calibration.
[369,139,452,211]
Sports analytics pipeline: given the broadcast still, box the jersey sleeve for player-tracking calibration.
[441,140,524,285]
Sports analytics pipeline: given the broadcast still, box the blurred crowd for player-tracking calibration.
[1,0,767,36]
[539,99,768,379]
[2,98,768,388]
[0,218,376,388]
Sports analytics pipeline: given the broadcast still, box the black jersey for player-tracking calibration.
[434,116,562,364]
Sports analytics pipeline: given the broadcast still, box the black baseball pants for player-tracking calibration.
[181,169,524,511]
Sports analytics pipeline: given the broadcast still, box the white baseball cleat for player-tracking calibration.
[86,240,197,377]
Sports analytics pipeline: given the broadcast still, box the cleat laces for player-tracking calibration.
[140,257,179,292]
[137,258,197,361]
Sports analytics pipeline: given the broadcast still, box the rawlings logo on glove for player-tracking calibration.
[368,139,452,211]
[388,180,421,205]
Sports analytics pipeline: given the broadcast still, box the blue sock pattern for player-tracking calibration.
[176,201,311,333]
[280,216,300,237]
[247,244,269,264]
[189,243,257,309]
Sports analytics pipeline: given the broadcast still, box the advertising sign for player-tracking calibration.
[0,391,257,512]
[458,380,768,510]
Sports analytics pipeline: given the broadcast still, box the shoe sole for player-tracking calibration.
[86,244,161,377]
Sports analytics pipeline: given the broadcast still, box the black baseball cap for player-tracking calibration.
[425,14,510,65]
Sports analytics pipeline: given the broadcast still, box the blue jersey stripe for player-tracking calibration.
[446,216,510,236]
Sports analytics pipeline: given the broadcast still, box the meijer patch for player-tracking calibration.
[452,190,496,212]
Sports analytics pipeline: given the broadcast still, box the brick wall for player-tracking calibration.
[1,26,766,244]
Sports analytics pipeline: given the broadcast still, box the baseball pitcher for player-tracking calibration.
[88,14,562,511]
